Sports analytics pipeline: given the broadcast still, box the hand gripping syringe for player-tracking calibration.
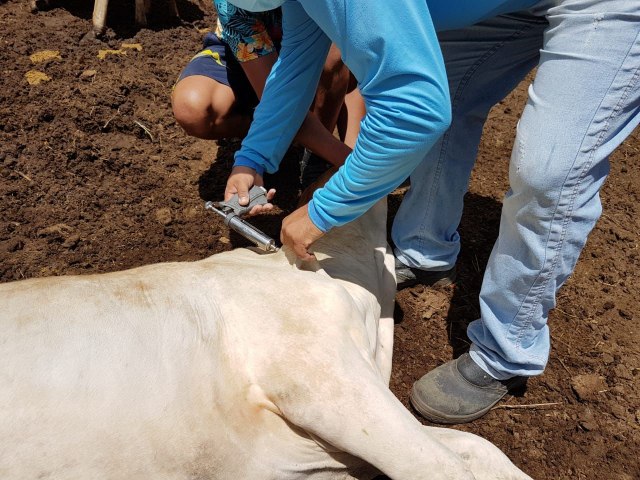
[204,186,279,253]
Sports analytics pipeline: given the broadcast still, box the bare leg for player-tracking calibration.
[312,44,350,135]
[294,46,365,166]
[171,75,251,140]
[295,113,352,167]
[342,87,365,149]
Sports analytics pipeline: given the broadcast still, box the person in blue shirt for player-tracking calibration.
[224,0,640,424]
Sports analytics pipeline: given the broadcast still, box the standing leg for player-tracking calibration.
[392,13,546,279]
[411,0,640,424]
[470,0,640,379]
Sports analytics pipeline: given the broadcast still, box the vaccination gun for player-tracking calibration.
[205,185,279,253]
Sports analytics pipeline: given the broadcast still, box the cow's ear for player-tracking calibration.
[297,166,338,207]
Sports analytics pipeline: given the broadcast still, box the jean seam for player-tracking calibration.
[416,22,538,257]
[511,30,640,357]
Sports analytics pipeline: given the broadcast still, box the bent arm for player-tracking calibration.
[234,1,332,176]
[301,0,451,231]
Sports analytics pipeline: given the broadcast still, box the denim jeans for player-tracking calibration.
[392,0,640,379]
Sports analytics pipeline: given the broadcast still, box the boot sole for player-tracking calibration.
[396,273,456,291]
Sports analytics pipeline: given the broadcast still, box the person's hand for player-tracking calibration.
[225,166,276,215]
[281,204,324,261]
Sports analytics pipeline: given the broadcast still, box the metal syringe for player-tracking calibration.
[204,200,279,253]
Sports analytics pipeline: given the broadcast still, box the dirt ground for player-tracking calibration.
[1,1,639,479]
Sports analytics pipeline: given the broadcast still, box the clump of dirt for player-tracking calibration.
[1,1,638,478]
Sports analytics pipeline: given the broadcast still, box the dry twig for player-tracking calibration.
[16,171,33,182]
[134,120,155,141]
[492,402,561,411]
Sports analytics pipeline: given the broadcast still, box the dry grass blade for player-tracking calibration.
[134,120,155,142]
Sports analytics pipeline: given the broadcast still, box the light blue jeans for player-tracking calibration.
[392,0,640,379]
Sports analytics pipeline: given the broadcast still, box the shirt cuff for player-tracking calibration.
[307,199,334,233]
[233,155,265,177]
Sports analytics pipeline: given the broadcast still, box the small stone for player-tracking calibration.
[183,207,199,221]
[62,234,80,249]
[603,301,615,310]
[611,385,626,396]
[602,353,614,364]
[613,363,633,380]
[570,374,607,402]
[37,223,74,238]
[97,49,126,60]
[80,69,97,79]
[618,309,632,320]
[7,238,25,252]
[218,236,230,244]
[579,420,597,432]
[155,208,172,226]
[610,404,628,420]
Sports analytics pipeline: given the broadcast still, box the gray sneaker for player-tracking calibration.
[410,353,527,424]
[395,257,456,290]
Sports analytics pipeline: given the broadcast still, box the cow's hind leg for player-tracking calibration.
[263,339,472,480]
[265,339,531,480]
[424,427,534,480]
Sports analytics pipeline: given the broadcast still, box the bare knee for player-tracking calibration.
[172,80,218,139]
[172,75,250,140]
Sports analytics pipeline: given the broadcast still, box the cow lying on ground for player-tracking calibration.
[30,0,179,34]
[0,191,532,479]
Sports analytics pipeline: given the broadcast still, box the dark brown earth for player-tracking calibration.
[1,1,639,479]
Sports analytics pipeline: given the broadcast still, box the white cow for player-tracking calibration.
[30,0,179,34]
[0,195,532,479]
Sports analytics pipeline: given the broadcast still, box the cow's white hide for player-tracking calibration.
[0,200,532,480]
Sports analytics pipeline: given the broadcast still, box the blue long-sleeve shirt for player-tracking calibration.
[233,0,540,232]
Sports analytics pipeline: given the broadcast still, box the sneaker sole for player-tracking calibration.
[409,383,501,425]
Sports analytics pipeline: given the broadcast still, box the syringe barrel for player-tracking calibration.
[226,215,278,252]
